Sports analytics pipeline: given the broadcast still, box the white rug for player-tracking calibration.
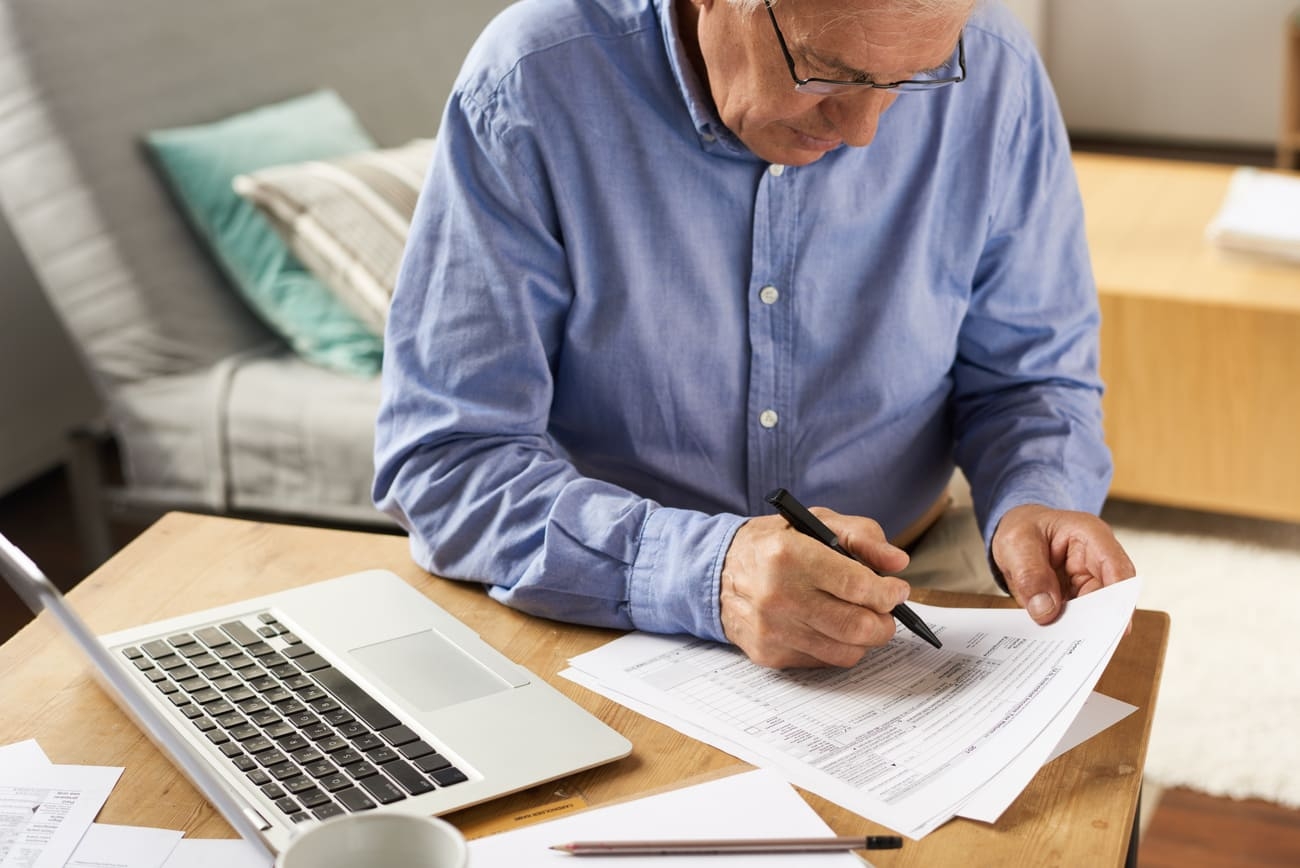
[1105,500,1300,808]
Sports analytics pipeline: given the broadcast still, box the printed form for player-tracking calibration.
[566,578,1141,839]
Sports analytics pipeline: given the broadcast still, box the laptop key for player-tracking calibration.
[380,725,418,747]
[312,803,345,820]
[168,633,197,648]
[314,668,400,731]
[220,620,261,647]
[343,761,378,781]
[247,769,271,786]
[195,627,229,648]
[232,755,256,772]
[399,740,435,761]
[335,787,376,812]
[122,646,144,660]
[430,767,468,787]
[283,776,315,795]
[381,759,435,795]
[365,746,398,765]
[260,782,285,800]
[322,709,354,727]
[303,760,339,779]
[413,753,451,773]
[357,774,406,805]
[293,653,330,673]
[318,773,352,793]
[142,640,173,659]
[269,762,302,782]
[297,787,331,809]
[274,796,301,815]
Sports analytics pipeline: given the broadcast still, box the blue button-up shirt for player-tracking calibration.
[374,0,1111,642]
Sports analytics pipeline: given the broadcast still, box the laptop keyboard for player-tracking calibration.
[120,612,468,823]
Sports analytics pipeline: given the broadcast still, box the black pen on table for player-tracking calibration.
[765,488,942,649]
[550,834,904,856]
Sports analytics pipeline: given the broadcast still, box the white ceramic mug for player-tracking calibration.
[276,812,468,868]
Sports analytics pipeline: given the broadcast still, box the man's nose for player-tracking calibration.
[821,90,896,148]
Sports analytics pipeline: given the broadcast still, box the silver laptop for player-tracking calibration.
[0,532,631,858]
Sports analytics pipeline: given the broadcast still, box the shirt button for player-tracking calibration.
[759,285,780,305]
[701,131,716,142]
[759,409,779,429]
[768,164,785,177]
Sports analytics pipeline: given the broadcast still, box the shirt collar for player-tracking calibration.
[655,0,749,156]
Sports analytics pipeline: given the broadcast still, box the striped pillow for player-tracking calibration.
[233,138,433,335]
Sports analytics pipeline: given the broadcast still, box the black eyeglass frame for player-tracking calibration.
[763,0,966,94]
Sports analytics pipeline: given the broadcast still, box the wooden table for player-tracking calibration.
[1075,152,1300,522]
[0,513,1168,866]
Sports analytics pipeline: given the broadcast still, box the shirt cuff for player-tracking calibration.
[627,507,747,642]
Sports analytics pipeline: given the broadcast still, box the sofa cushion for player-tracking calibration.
[234,138,434,335]
[0,0,484,388]
[145,91,383,377]
[114,351,388,525]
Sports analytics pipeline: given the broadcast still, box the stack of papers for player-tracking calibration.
[563,578,1141,839]
[0,740,267,868]
[1206,167,1300,262]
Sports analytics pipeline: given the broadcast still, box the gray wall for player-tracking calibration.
[1026,0,1293,147]
[0,217,99,495]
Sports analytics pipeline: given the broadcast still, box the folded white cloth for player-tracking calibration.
[1205,167,1300,263]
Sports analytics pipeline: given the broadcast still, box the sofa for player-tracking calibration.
[0,0,513,562]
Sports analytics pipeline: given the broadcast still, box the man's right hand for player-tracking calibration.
[719,509,912,669]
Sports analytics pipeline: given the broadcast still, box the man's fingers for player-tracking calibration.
[992,512,1063,624]
[993,504,1139,626]
[720,513,909,668]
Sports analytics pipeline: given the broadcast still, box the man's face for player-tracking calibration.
[684,0,968,166]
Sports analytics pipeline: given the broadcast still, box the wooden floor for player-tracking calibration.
[3,468,1300,865]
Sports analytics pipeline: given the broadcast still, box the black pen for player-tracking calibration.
[765,488,942,649]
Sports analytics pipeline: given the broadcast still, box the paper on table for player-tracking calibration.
[952,630,1130,824]
[0,744,50,773]
[563,666,1135,826]
[567,578,1141,839]
[468,769,864,866]
[66,824,182,868]
[158,840,271,868]
[0,763,123,868]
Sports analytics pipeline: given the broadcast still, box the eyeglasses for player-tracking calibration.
[763,0,966,95]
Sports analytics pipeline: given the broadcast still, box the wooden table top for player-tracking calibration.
[1074,152,1300,313]
[0,513,1168,866]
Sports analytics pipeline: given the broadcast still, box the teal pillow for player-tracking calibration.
[146,90,383,376]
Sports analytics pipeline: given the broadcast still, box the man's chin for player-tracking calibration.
[749,131,843,167]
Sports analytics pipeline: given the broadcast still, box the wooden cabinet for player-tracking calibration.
[1076,153,1300,522]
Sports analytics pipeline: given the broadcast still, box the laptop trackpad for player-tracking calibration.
[349,629,514,712]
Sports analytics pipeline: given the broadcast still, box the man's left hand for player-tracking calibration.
[990,504,1136,624]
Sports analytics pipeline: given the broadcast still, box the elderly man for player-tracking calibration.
[374,0,1136,669]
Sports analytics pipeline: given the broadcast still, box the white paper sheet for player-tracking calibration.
[567,579,1141,839]
[158,840,271,868]
[468,769,866,866]
[0,745,50,773]
[66,824,182,868]
[0,763,123,868]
